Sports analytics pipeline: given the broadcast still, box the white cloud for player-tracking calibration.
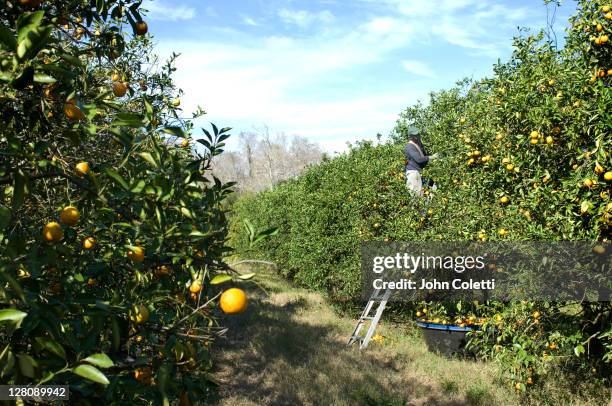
[278,9,335,27]
[402,60,436,78]
[242,16,259,26]
[142,1,195,21]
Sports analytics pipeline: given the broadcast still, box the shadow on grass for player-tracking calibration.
[211,280,470,406]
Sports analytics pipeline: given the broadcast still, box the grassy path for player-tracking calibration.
[211,268,518,406]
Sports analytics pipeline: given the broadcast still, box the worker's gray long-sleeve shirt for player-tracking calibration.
[404,142,429,172]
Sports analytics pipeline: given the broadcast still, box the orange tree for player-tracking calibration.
[229,0,610,400]
[0,1,243,404]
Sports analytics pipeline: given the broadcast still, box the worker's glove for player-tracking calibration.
[429,153,440,160]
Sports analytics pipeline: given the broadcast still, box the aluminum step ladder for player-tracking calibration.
[347,288,392,350]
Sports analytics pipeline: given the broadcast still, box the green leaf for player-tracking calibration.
[0,205,11,229]
[139,152,157,167]
[18,354,37,378]
[83,353,114,369]
[210,274,232,285]
[34,337,66,359]
[0,22,16,50]
[17,24,53,60]
[0,308,27,324]
[72,364,110,385]
[162,126,185,137]
[113,113,145,127]
[59,53,83,68]
[104,169,129,191]
[573,344,585,357]
[33,72,56,83]
[237,273,256,280]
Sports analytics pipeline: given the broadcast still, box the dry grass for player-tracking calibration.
[210,269,519,406]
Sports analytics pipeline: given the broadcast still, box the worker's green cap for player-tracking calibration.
[407,126,421,136]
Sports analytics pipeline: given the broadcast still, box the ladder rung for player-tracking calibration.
[361,316,374,320]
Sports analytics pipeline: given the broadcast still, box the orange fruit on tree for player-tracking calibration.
[154,265,171,277]
[596,23,603,32]
[601,34,609,43]
[64,103,85,121]
[583,178,595,188]
[127,246,145,263]
[220,288,248,314]
[111,72,120,82]
[533,311,541,318]
[135,21,148,36]
[83,236,96,250]
[595,163,604,175]
[75,161,90,177]
[112,81,128,97]
[498,228,509,237]
[604,171,612,181]
[189,280,202,294]
[527,377,533,385]
[500,196,509,204]
[131,304,150,324]
[545,136,554,145]
[603,5,611,13]
[59,206,80,226]
[134,367,153,384]
[43,222,63,242]
[172,98,181,107]
[181,139,190,148]
[506,164,515,171]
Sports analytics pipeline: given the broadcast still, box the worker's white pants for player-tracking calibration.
[405,169,422,196]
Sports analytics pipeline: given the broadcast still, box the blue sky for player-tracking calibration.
[142,0,576,153]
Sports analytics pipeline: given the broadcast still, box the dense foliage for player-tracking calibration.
[230,0,611,397]
[0,1,239,404]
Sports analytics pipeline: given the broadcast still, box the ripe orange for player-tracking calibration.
[583,178,594,188]
[601,34,609,43]
[506,164,515,171]
[495,314,502,322]
[592,245,606,255]
[596,23,603,32]
[595,163,604,175]
[134,367,153,384]
[154,265,171,277]
[73,163,89,180]
[83,236,96,250]
[530,138,539,145]
[603,5,611,13]
[43,222,63,242]
[64,103,85,121]
[113,82,128,97]
[416,311,422,317]
[59,206,80,226]
[532,311,541,318]
[500,196,509,204]
[181,139,190,148]
[131,304,150,324]
[127,246,145,263]
[498,228,509,237]
[189,280,202,294]
[527,377,533,385]
[172,98,181,107]
[604,171,612,181]
[111,72,120,82]
[545,136,554,145]
[548,79,555,86]
[135,21,148,36]
[220,288,248,314]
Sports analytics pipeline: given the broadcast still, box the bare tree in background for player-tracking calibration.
[211,127,323,193]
